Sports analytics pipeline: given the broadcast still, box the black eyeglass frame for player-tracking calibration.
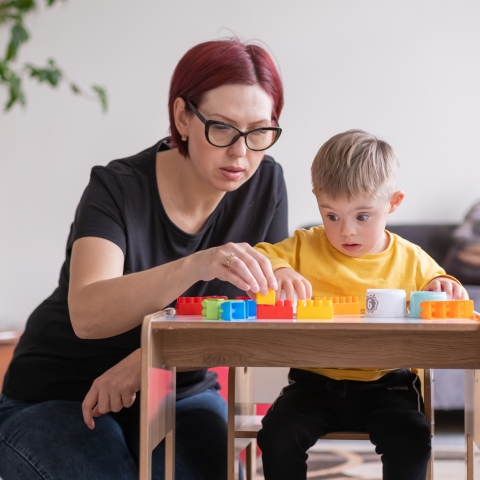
[186,101,282,152]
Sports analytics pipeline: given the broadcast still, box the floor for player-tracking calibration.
[252,411,477,479]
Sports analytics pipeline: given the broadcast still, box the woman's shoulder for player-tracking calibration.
[92,140,163,180]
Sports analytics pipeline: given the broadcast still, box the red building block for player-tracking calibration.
[175,297,204,315]
[257,300,293,320]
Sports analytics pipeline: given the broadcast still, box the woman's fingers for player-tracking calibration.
[210,243,276,294]
[121,391,137,409]
[82,385,99,429]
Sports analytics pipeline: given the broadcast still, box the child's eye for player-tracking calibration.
[357,214,369,221]
[327,214,340,221]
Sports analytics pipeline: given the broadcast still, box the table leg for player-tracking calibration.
[140,317,176,480]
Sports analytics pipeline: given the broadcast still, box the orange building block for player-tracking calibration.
[314,296,361,315]
[420,300,474,320]
[256,289,276,305]
[296,299,333,320]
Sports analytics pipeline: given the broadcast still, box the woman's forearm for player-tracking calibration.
[70,253,201,339]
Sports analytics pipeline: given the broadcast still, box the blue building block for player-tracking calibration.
[244,299,257,319]
[220,300,247,321]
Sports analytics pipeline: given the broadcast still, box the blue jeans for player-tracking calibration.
[0,388,228,480]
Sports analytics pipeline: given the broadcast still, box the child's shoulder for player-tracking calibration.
[293,225,326,241]
[388,230,424,256]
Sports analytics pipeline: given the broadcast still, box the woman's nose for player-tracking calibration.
[228,136,248,158]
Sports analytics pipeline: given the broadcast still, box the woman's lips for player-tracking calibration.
[342,243,361,251]
[220,167,244,181]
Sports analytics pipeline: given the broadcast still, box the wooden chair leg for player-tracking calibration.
[245,439,257,480]
[426,452,433,480]
[466,433,474,480]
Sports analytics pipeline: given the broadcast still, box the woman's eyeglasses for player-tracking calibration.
[187,101,282,152]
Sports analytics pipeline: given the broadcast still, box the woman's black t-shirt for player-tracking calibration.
[3,139,288,407]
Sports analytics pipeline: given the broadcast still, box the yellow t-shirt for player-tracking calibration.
[255,226,455,381]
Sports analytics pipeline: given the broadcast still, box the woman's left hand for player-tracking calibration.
[82,348,141,429]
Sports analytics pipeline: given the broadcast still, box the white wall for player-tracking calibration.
[1,0,479,329]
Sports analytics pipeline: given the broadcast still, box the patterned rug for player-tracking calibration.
[253,440,470,479]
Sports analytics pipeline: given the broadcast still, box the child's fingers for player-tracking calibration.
[302,278,313,300]
[440,280,453,299]
[292,278,308,300]
[451,282,469,300]
[282,281,296,301]
[426,279,441,292]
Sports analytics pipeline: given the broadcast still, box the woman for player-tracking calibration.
[0,38,288,479]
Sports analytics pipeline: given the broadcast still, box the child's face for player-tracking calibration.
[314,191,404,257]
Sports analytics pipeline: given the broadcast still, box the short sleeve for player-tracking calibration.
[414,247,456,290]
[71,167,127,255]
[263,162,289,244]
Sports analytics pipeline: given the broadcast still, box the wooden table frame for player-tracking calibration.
[140,313,480,480]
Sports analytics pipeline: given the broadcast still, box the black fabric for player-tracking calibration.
[3,138,288,406]
[258,368,431,480]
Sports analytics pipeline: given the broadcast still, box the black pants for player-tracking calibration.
[257,368,431,480]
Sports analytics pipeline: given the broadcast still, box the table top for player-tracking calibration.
[150,313,480,331]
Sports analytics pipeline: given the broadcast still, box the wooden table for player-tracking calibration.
[140,312,480,480]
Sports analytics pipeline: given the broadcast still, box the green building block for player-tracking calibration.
[202,298,225,320]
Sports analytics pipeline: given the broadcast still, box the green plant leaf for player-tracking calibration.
[14,0,36,12]
[92,85,108,112]
[5,68,25,110]
[25,58,62,86]
[6,21,29,60]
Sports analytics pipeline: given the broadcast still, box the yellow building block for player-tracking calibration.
[315,296,361,315]
[420,300,474,320]
[256,289,276,305]
[297,299,333,320]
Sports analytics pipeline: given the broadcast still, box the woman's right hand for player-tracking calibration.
[193,242,278,295]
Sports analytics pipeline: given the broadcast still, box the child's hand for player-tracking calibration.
[424,277,468,300]
[274,267,312,300]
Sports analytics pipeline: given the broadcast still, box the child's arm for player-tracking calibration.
[423,277,468,300]
[274,267,312,300]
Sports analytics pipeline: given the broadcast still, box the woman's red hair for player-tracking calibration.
[168,38,284,157]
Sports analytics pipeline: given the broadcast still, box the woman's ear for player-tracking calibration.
[388,190,405,214]
[173,97,190,140]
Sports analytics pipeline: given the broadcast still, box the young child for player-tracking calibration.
[255,129,467,480]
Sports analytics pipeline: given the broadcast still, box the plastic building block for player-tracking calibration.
[244,299,257,319]
[235,296,251,300]
[314,296,361,315]
[257,300,293,320]
[175,297,204,315]
[420,300,474,320]
[202,298,226,320]
[409,291,447,318]
[220,300,247,321]
[256,289,276,305]
[296,299,333,320]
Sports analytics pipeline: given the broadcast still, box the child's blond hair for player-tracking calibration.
[311,129,399,200]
